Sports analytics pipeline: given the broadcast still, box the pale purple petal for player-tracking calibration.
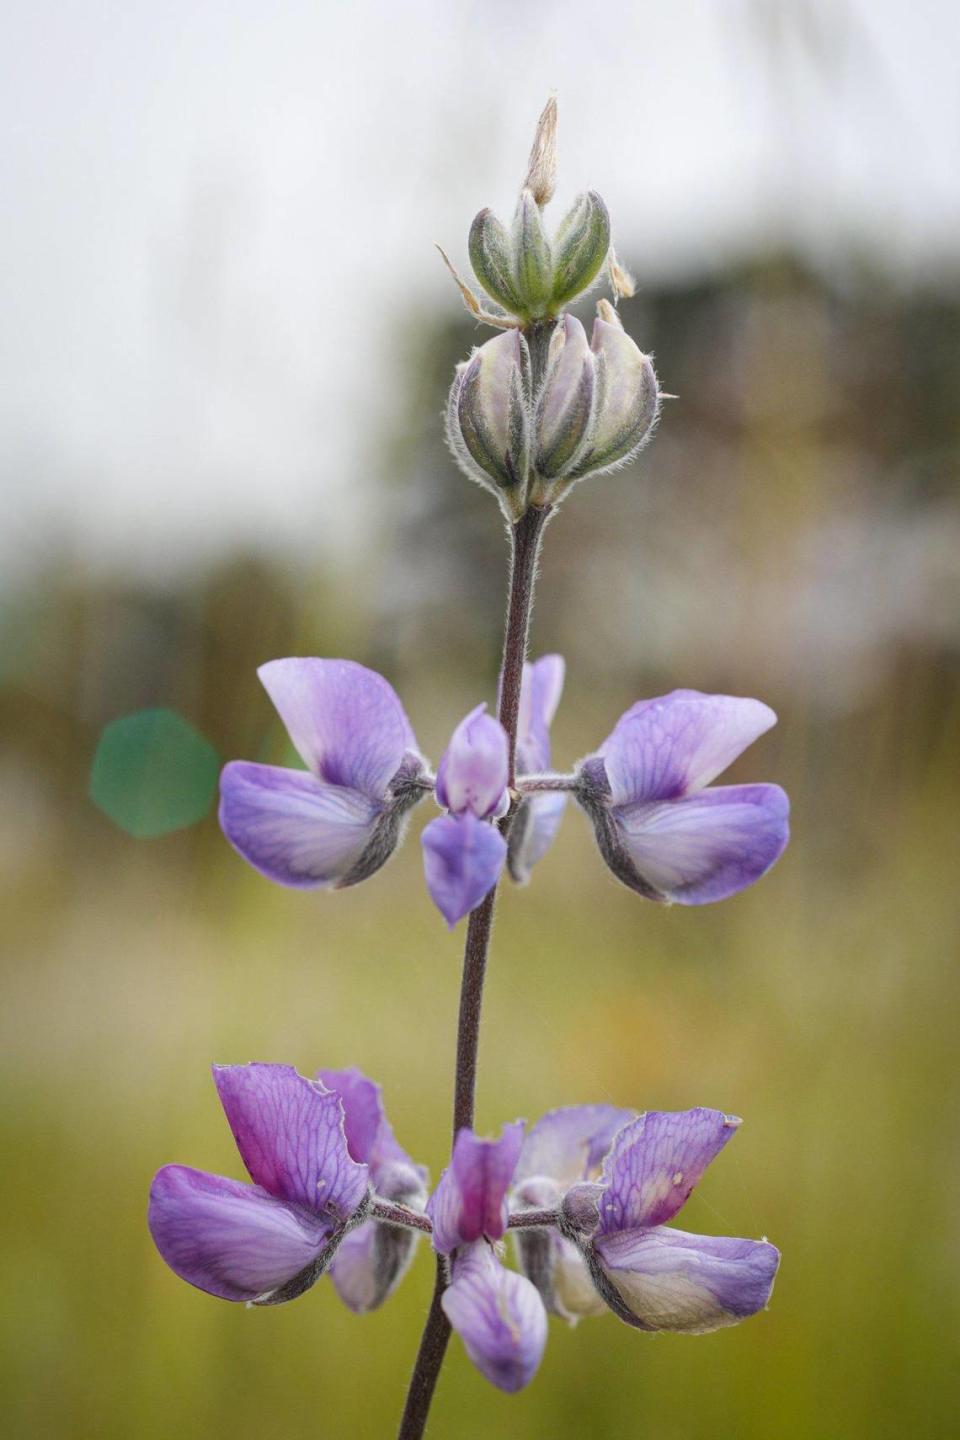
[508,791,567,884]
[219,762,379,889]
[435,705,509,818]
[550,1233,608,1321]
[515,1105,636,1190]
[328,1217,421,1314]
[614,783,790,904]
[594,1109,741,1235]
[442,1242,548,1393]
[258,658,417,799]
[595,691,778,806]
[594,1226,780,1333]
[316,1066,427,1200]
[148,1165,329,1302]
[213,1064,369,1219]
[421,813,507,928]
[516,654,565,774]
[427,1121,524,1254]
[328,1221,380,1313]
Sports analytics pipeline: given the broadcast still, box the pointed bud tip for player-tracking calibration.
[522,95,558,207]
[608,249,636,300]
[595,297,623,329]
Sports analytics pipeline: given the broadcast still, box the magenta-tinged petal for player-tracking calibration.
[594,1226,780,1333]
[515,1104,636,1190]
[594,1109,740,1235]
[595,691,778,806]
[516,654,565,775]
[257,658,417,800]
[435,705,509,819]
[212,1064,369,1219]
[316,1067,427,1200]
[148,1165,329,1302]
[614,783,790,904]
[421,813,507,928]
[427,1122,524,1254]
[219,762,379,889]
[442,1242,548,1393]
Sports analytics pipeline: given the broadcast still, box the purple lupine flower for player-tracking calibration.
[148,1064,371,1305]
[512,1105,780,1334]
[421,705,510,927]
[219,658,428,890]
[507,653,567,884]
[316,1067,429,1313]
[510,1104,636,1323]
[426,1123,548,1392]
[575,690,790,903]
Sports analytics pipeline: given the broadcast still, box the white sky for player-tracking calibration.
[1,0,957,580]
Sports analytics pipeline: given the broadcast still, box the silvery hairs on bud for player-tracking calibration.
[522,95,558,208]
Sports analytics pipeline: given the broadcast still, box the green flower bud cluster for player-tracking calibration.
[468,189,611,325]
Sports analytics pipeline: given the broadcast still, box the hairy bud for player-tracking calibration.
[469,208,523,315]
[448,304,660,511]
[446,330,532,515]
[550,191,611,309]
[534,315,595,480]
[513,190,554,318]
[564,307,659,483]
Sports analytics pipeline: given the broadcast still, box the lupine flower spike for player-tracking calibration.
[156,98,792,1433]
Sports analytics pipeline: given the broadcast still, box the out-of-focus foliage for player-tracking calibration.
[1,258,958,1439]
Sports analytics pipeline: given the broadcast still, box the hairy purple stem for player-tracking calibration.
[397,499,552,1439]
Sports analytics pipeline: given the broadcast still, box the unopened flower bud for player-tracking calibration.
[550,191,611,309]
[512,190,554,317]
[534,315,595,481]
[566,308,659,480]
[446,330,532,509]
[469,208,523,315]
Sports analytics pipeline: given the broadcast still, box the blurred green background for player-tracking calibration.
[2,2,959,1438]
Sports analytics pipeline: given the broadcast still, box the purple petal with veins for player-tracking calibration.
[219,762,380,889]
[316,1066,427,1200]
[213,1064,369,1219]
[594,1109,740,1235]
[594,690,777,807]
[515,1104,636,1191]
[148,1165,332,1303]
[614,783,789,904]
[427,1121,524,1254]
[421,812,507,927]
[257,658,418,798]
[316,1068,427,1313]
[594,1226,780,1333]
[442,1242,548,1393]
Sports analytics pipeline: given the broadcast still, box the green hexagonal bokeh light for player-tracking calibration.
[89,708,221,839]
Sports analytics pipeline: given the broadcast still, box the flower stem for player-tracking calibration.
[396,501,551,1439]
